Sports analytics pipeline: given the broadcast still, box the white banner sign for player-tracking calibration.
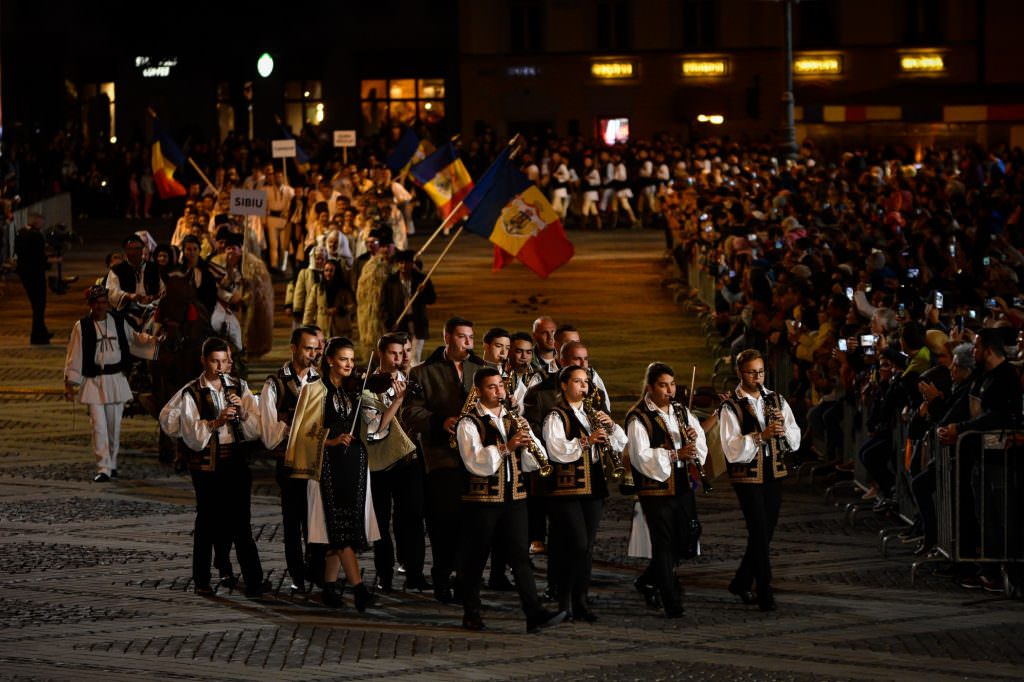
[230,189,267,216]
[272,139,297,158]
[334,130,357,147]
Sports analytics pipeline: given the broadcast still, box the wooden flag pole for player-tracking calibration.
[414,204,466,261]
[188,157,219,196]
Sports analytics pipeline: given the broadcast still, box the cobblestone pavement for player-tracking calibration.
[0,222,1022,680]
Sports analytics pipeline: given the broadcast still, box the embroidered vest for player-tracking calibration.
[722,393,789,484]
[79,314,131,377]
[541,401,608,498]
[625,400,694,497]
[460,412,528,503]
[180,378,245,472]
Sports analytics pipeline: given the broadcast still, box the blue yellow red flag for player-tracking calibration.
[150,118,187,199]
[410,142,474,220]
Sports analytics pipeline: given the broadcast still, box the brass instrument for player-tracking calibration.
[504,398,552,477]
[449,386,479,448]
[670,401,712,495]
[758,385,791,458]
[583,390,624,480]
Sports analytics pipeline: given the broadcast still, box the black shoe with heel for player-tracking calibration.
[353,582,375,612]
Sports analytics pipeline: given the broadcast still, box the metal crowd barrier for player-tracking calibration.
[912,429,1023,594]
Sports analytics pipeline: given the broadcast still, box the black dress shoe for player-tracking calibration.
[728,583,758,605]
[322,582,344,607]
[195,583,215,596]
[664,604,685,618]
[433,584,455,604]
[404,574,432,591]
[487,574,516,591]
[572,603,598,623]
[245,579,273,598]
[634,577,660,608]
[353,582,375,612]
[526,609,567,633]
[758,596,777,612]
[374,576,393,593]
[218,574,238,590]
[463,612,486,631]
[542,585,560,603]
[93,473,110,483]
[110,469,118,479]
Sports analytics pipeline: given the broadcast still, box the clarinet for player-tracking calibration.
[758,385,791,458]
[670,401,712,495]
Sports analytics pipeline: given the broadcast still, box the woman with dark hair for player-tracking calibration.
[153,243,178,286]
[303,258,355,337]
[286,336,394,611]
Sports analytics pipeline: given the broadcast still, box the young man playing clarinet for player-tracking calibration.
[626,362,707,618]
[719,349,800,612]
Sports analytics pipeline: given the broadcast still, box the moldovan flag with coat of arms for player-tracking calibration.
[464,154,574,278]
[150,119,187,199]
[410,142,473,220]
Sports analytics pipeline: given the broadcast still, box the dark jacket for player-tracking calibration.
[403,345,485,473]
[14,227,47,278]
[523,372,561,442]
[382,270,436,339]
[959,360,1022,434]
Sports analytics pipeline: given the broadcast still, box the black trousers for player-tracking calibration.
[425,467,466,589]
[639,486,697,611]
[191,460,263,589]
[460,499,543,620]
[732,475,782,602]
[275,459,308,586]
[20,274,49,343]
[547,496,603,611]
[371,456,427,581]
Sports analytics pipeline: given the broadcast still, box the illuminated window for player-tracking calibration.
[793,54,843,77]
[216,82,235,143]
[359,79,446,134]
[598,118,630,145]
[591,61,637,80]
[681,58,729,78]
[99,82,116,142]
[284,80,325,134]
[900,53,945,73]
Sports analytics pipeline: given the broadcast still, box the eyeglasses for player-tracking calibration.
[741,369,766,377]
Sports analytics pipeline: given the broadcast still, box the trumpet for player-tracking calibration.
[449,386,479,449]
[583,391,624,480]
[670,401,712,495]
[504,398,552,477]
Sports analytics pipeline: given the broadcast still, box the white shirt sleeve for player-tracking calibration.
[159,386,185,438]
[687,410,709,466]
[64,321,84,385]
[180,388,216,452]
[456,416,504,477]
[626,416,673,483]
[126,325,159,361]
[237,381,261,441]
[720,402,759,464]
[258,378,286,449]
[106,270,129,309]
[781,398,801,452]
[543,411,585,464]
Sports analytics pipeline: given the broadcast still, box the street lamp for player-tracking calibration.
[761,0,803,159]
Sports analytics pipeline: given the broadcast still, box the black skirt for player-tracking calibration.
[319,440,370,551]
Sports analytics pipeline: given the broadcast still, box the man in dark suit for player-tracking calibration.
[403,316,484,603]
[382,249,436,365]
[13,213,52,344]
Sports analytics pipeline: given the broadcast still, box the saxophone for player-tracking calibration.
[670,401,712,495]
[583,390,624,480]
[449,386,479,449]
[504,398,553,477]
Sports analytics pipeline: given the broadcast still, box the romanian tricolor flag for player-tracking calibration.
[410,142,473,220]
[150,119,187,200]
[464,152,574,279]
[385,128,431,176]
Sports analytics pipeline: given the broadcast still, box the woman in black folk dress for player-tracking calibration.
[287,337,401,611]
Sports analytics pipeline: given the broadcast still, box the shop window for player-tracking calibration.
[359,78,446,134]
[284,80,324,134]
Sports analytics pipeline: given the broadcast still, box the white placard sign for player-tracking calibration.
[272,139,297,158]
[230,189,267,216]
[334,130,357,147]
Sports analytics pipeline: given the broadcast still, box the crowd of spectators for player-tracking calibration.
[672,139,1023,595]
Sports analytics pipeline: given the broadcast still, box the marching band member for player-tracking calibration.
[456,367,567,633]
[542,366,627,622]
[720,349,800,612]
[626,363,707,618]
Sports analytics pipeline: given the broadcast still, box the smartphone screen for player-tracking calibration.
[845,287,854,301]
[838,339,848,352]
[860,334,875,348]
[935,292,944,309]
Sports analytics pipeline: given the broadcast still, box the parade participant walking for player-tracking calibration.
[64,285,159,482]
[542,365,628,622]
[456,366,567,632]
[625,362,707,617]
[259,326,320,593]
[176,337,269,597]
[285,337,383,611]
[720,349,800,612]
